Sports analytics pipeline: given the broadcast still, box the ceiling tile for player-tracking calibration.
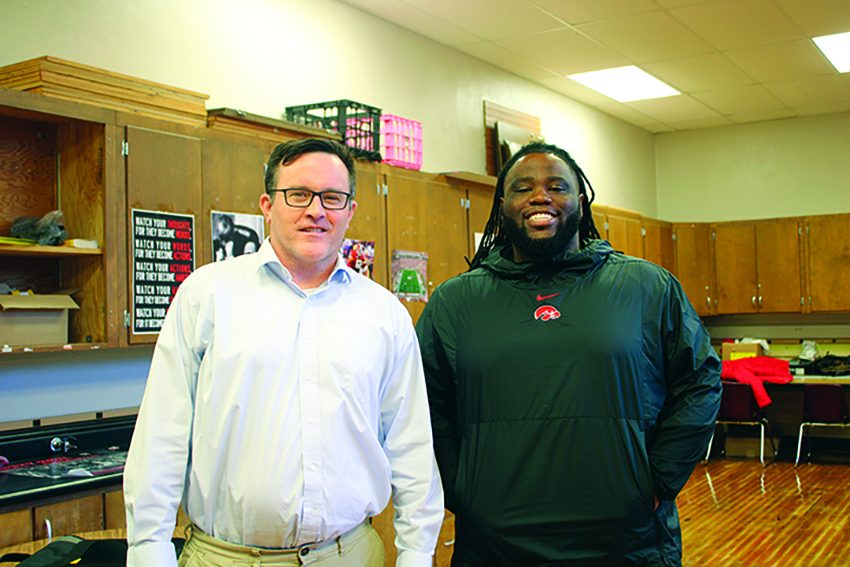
[624,94,722,122]
[763,75,850,107]
[774,0,850,36]
[653,0,713,7]
[643,53,755,91]
[692,84,788,115]
[495,28,629,75]
[597,101,674,128]
[726,108,797,124]
[460,42,561,83]
[669,0,803,50]
[665,115,736,130]
[538,75,623,106]
[792,101,850,116]
[531,0,657,25]
[576,10,713,62]
[405,0,564,41]
[340,0,481,45]
[724,39,837,82]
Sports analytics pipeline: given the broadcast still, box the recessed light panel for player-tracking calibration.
[568,65,680,102]
[813,32,850,73]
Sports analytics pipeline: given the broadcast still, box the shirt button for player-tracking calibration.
[300,547,310,557]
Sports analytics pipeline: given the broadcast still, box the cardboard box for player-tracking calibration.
[0,294,79,347]
[722,342,765,361]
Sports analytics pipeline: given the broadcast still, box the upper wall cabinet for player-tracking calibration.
[642,218,674,272]
[0,88,118,353]
[805,214,850,313]
[673,223,715,316]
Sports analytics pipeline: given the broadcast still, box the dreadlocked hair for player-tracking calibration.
[467,141,600,270]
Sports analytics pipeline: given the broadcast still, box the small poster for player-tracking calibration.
[211,211,264,262]
[391,249,428,302]
[131,209,195,334]
[342,238,375,279]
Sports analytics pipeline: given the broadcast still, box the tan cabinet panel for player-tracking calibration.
[124,126,202,345]
[201,137,268,267]
[433,510,455,567]
[673,223,715,316]
[806,214,850,312]
[643,218,674,271]
[372,502,396,567]
[33,494,103,540]
[606,210,643,257]
[714,222,758,315]
[104,489,126,530]
[0,508,32,548]
[756,218,803,313]
[348,161,388,287]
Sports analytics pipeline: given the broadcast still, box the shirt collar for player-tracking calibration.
[256,238,352,289]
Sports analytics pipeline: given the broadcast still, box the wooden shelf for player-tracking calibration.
[0,342,107,355]
[0,244,103,257]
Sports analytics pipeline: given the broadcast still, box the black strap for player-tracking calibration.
[0,552,32,563]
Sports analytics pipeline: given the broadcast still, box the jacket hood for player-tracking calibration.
[480,239,614,283]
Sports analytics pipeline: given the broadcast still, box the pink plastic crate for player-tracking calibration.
[381,114,422,170]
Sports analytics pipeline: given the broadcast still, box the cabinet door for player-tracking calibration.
[201,137,268,267]
[385,168,467,324]
[806,214,850,312]
[673,223,715,316]
[125,126,202,344]
[591,204,608,241]
[756,218,803,313]
[33,494,103,540]
[0,508,32,548]
[643,218,674,271]
[348,161,388,287]
[714,222,757,314]
[606,210,643,257]
[467,184,495,261]
[433,510,455,567]
[372,502,396,567]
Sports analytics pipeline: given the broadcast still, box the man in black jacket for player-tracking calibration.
[416,142,721,566]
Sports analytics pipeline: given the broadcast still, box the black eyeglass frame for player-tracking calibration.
[268,188,353,210]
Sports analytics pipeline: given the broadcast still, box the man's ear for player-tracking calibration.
[259,193,273,222]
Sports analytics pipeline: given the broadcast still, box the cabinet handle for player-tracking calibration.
[45,518,53,542]
[751,296,756,306]
[444,539,455,546]
[758,296,763,307]
[706,297,711,308]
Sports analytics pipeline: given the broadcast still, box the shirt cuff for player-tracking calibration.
[396,549,435,567]
[127,541,179,567]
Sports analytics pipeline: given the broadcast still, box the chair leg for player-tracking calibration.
[759,423,765,467]
[795,423,806,467]
[704,432,714,464]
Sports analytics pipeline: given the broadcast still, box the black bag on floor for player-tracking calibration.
[0,536,184,566]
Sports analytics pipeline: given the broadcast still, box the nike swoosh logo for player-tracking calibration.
[536,293,560,301]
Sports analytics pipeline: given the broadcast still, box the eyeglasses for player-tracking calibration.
[269,188,352,210]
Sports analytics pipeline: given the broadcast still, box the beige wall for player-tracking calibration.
[0,0,657,215]
[656,112,850,222]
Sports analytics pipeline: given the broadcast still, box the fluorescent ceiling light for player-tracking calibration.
[813,31,850,73]
[567,65,679,102]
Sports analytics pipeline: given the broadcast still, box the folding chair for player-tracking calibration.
[795,383,850,467]
[704,380,776,466]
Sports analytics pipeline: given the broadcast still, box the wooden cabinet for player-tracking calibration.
[642,218,674,271]
[805,214,850,313]
[604,208,644,257]
[122,124,203,345]
[348,161,389,287]
[385,167,468,324]
[0,508,32,549]
[433,510,455,567]
[33,494,104,540]
[0,88,115,353]
[709,218,803,315]
[673,223,715,316]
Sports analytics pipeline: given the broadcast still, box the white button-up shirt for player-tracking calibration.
[124,239,443,567]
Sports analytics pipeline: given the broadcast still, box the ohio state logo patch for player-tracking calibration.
[534,305,561,321]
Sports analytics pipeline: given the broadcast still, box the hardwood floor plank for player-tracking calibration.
[679,460,850,566]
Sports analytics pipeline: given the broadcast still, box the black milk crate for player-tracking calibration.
[285,99,382,160]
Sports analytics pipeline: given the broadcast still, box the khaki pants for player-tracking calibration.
[178,521,384,567]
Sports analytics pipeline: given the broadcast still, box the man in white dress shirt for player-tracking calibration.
[124,138,444,567]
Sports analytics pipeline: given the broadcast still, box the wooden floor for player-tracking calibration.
[679,459,850,566]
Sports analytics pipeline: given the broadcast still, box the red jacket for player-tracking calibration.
[721,356,792,407]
